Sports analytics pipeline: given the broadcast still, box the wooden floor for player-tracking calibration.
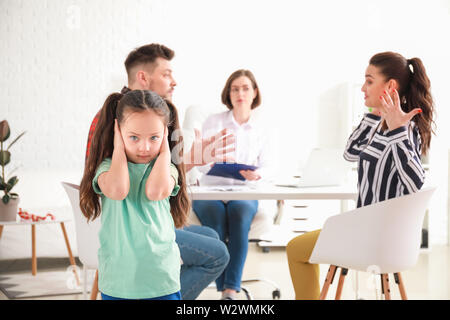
[1,243,449,300]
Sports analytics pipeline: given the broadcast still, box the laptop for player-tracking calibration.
[276,148,350,188]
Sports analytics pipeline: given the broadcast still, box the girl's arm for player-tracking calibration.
[146,127,176,201]
[98,119,130,200]
[343,113,381,162]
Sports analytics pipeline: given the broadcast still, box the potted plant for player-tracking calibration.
[0,120,26,221]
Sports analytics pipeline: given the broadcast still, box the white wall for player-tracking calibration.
[1,0,449,244]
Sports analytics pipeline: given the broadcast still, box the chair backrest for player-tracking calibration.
[61,182,100,269]
[309,187,436,274]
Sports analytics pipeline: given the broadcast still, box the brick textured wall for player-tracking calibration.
[0,0,173,208]
[1,0,449,245]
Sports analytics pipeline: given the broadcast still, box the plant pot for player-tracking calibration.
[0,196,19,222]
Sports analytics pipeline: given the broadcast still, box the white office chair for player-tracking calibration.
[61,182,101,300]
[309,186,436,300]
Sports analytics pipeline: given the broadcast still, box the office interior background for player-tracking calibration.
[1,0,449,256]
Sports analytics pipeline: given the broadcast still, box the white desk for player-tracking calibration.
[189,183,361,299]
[188,183,358,246]
[188,183,357,211]
[189,184,358,200]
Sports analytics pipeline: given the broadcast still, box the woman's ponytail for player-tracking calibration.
[369,52,435,156]
[404,57,435,156]
[80,92,123,221]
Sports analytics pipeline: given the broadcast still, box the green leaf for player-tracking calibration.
[2,194,10,204]
[9,193,18,198]
[7,131,26,151]
[0,183,5,190]
[0,150,11,166]
[7,176,18,187]
[0,120,10,142]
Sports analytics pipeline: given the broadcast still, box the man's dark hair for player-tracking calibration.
[124,43,174,77]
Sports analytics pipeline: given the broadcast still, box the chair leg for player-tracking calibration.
[335,268,348,300]
[60,222,80,286]
[82,265,88,300]
[241,286,253,300]
[381,274,391,300]
[394,273,408,300]
[31,225,37,275]
[90,270,99,300]
[241,278,281,299]
[320,265,337,300]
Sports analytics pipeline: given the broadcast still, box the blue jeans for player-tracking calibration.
[176,225,230,300]
[101,291,181,300]
[192,200,258,292]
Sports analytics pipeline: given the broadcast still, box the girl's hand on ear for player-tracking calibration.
[113,119,126,152]
[379,89,422,131]
[160,126,170,154]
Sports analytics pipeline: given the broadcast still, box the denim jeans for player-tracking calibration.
[100,291,181,300]
[192,200,258,292]
[176,225,230,300]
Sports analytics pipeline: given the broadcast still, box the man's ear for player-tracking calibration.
[135,70,150,89]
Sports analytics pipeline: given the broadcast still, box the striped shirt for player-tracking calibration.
[344,113,425,208]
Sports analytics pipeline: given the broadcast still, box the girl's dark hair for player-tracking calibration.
[80,90,190,228]
[369,51,435,155]
[221,69,261,110]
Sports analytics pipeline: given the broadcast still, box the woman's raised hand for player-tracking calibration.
[380,89,422,131]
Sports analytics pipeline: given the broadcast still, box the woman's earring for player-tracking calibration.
[401,96,407,104]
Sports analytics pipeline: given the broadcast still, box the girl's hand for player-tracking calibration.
[379,89,422,131]
[114,119,126,152]
[239,170,261,181]
[160,126,170,154]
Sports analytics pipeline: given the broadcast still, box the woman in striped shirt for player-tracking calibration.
[286,51,435,300]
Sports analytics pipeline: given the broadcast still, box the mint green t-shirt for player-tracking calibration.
[92,157,181,299]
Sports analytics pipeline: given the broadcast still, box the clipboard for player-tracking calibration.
[206,163,259,181]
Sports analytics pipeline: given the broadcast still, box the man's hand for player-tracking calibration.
[184,128,235,171]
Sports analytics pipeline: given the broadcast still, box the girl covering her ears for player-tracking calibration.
[286,51,435,300]
[79,90,190,300]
